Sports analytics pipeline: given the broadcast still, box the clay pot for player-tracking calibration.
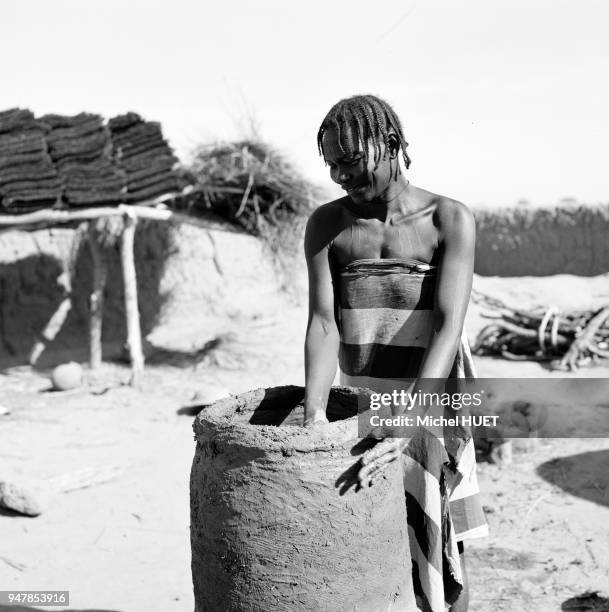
[190,385,414,612]
[50,361,83,391]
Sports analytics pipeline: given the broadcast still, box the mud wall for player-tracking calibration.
[0,222,295,368]
[473,203,609,276]
[0,222,168,366]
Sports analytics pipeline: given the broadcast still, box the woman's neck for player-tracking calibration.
[349,178,412,221]
[381,178,411,214]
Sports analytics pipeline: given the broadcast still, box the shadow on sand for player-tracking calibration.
[537,449,609,509]
[0,221,173,371]
[144,337,225,368]
[561,591,609,611]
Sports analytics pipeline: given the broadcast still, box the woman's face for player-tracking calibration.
[322,125,395,204]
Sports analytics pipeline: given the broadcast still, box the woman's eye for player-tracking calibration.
[327,157,359,171]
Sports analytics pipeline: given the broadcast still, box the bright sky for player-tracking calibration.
[3,0,608,207]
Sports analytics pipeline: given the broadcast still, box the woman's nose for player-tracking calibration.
[337,171,350,184]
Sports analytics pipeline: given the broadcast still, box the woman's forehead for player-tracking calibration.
[322,126,363,158]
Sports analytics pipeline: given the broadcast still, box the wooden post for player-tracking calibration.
[87,226,108,369]
[120,212,144,386]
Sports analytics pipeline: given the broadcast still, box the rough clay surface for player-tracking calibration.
[191,387,415,612]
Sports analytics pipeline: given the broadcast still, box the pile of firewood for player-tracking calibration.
[471,290,609,370]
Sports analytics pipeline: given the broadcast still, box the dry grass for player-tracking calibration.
[179,139,323,232]
[176,138,325,288]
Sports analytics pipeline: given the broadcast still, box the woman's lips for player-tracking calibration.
[345,183,366,193]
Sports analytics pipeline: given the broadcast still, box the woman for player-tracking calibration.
[303,94,488,612]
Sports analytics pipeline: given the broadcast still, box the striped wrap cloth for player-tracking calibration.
[337,258,488,612]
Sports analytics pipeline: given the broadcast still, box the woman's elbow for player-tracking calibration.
[306,313,339,340]
[430,315,463,349]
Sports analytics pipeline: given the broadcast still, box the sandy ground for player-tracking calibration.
[1,276,609,612]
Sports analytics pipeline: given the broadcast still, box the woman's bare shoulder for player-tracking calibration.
[308,197,349,222]
[435,196,473,220]
[305,197,350,255]
[414,188,474,235]
[432,197,475,246]
[306,196,350,234]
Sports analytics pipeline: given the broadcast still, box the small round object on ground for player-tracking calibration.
[51,362,83,391]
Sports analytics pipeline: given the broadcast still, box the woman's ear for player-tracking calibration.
[387,132,400,159]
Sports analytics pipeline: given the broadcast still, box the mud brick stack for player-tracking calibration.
[43,113,127,206]
[108,112,179,202]
[0,108,62,213]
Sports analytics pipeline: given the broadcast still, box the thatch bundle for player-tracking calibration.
[109,112,179,201]
[0,107,181,215]
[43,112,128,207]
[0,109,62,213]
[179,139,322,234]
[177,139,324,288]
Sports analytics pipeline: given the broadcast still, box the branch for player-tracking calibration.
[0,194,243,235]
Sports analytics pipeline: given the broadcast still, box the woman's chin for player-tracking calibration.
[348,189,371,203]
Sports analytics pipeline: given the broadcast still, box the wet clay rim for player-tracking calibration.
[193,386,361,454]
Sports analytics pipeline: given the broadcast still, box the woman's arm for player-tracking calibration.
[359,199,476,483]
[303,206,340,426]
[407,199,476,398]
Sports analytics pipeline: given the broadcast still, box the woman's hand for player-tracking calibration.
[303,411,329,428]
[358,437,409,487]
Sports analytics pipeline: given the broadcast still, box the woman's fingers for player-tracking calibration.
[360,459,394,487]
[360,439,396,465]
[303,414,329,428]
[368,423,400,440]
[368,425,388,440]
[358,444,401,485]
[359,457,393,483]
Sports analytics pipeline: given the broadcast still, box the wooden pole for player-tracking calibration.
[0,200,242,236]
[87,225,108,370]
[120,212,144,386]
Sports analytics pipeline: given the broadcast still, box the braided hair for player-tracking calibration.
[317,95,412,177]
